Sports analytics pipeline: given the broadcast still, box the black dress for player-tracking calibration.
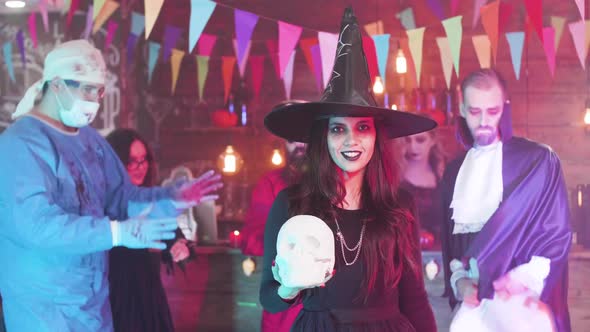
[400,180,444,249]
[260,190,437,332]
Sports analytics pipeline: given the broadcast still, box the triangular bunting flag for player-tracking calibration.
[170,49,184,94]
[406,27,425,85]
[92,0,119,34]
[93,0,106,20]
[198,34,217,56]
[499,2,513,34]
[400,38,417,88]
[163,25,182,61]
[542,27,556,77]
[396,8,416,30]
[249,55,265,99]
[480,1,499,63]
[126,34,138,64]
[568,20,588,69]
[28,13,38,49]
[196,55,210,101]
[506,31,525,79]
[283,50,296,100]
[147,41,161,83]
[221,56,236,102]
[279,21,303,78]
[189,0,216,53]
[232,39,252,78]
[426,0,445,21]
[62,0,71,14]
[131,12,145,36]
[104,21,118,50]
[436,37,453,89]
[362,36,379,83]
[318,31,338,88]
[66,0,80,30]
[473,0,487,28]
[145,0,164,39]
[372,34,390,85]
[266,39,281,79]
[524,0,544,42]
[550,16,566,52]
[83,5,93,40]
[310,45,323,92]
[575,0,585,20]
[364,20,384,36]
[39,0,49,32]
[441,16,463,76]
[472,35,491,68]
[16,30,25,67]
[234,9,259,70]
[300,38,319,75]
[3,42,15,82]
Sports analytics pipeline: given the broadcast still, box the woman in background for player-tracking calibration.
[106,128,190,332]
[400,124,447,250]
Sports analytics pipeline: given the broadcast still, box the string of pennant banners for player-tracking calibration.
[2,0,590,103]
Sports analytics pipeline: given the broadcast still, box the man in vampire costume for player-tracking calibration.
[440,69,572,332]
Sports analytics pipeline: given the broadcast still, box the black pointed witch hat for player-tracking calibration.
[264,7,437,143]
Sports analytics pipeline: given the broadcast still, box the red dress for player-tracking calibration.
[241,169,302,332]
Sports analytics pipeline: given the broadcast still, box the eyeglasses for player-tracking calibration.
[64,79,106,100]
[127,157,148,171]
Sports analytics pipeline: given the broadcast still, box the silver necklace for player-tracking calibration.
[335,219,366,266]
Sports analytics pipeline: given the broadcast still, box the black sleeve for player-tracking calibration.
[259,190,294,313]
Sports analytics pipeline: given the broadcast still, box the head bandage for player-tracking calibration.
[12,39,106,119]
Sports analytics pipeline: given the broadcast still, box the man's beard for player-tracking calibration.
[286,147,306,165]
[474,126,498,146]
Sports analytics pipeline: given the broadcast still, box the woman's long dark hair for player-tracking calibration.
[106,128,156,187]
[288,118,420,302]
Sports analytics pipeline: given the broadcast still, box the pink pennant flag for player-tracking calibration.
[473,0,487,28]
[283,50,296,99]
[197,34,217,56]
[310,45,323,93]
[266,39,281,79]
[39,0,49,32]
[104,21,118,50]
[28,13,38,49]
[66,0,80,30]
[362,36,379,83]
[249,55,265,99]
[568,20,588,69]
[542,27,556,77]
[575,0,585,20]
[222,56,236,102]
[318,31,339,88]
[232,39,252,78]
[279,21,303,78]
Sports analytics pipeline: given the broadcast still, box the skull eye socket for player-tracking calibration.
[305,235,321,249]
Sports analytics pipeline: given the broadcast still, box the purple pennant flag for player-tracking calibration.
[127,33,138,64]
[16,30,26,67]
[234,9,259,68]
[163,25,182,61]
[426,0,445,20]
[310,44,323,93]
[83,5,93,40]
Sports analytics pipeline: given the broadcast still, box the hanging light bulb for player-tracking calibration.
[217,145,243,175]
[391,104,398,110]
[395,48,407,74]
[585,108,590,125]
[271,149,283,166]
[373,76,384,94]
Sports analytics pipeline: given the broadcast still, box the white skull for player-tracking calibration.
[275,215,335,288]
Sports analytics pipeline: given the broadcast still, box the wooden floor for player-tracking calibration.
[162,248,590,332]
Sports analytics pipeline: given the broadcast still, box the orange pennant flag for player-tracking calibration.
[480,0,500,63]
[222,56,236,102]
[170,49,184,94]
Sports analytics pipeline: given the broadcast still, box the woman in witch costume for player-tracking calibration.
[260,7,437,332]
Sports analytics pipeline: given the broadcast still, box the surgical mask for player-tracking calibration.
[54,81,100,128]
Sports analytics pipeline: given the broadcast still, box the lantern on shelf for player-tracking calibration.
[218,145,243,175]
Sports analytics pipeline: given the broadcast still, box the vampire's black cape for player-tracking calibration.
[440,137,572,332]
